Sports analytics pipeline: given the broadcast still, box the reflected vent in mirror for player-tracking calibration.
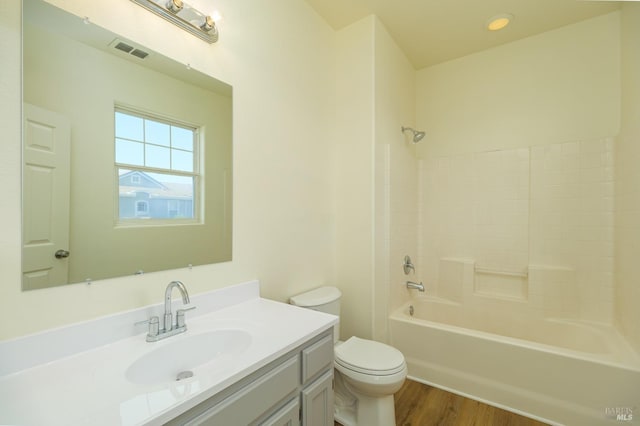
[114,41,134,53]
[109,39,149,60]
[130,49,149,59]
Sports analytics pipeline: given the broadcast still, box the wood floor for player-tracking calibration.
[335,379,549,426]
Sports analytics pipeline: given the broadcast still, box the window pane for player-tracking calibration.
[115,112,143,141]
[145,120,170,147]
[171,126,194,151]
[145,145,170,169]
[145,173,193,218]
[118,170,194,220]
[116,139,144,165]
[172,149,194,172]
[115,109,199,222]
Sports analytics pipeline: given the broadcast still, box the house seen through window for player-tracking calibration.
[115,108,199,222]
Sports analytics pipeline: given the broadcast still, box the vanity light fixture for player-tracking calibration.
[487,13,513,31]
[131,0,219,43]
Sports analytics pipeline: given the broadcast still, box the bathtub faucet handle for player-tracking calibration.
[406,281,425,292]
[403,255,415,275]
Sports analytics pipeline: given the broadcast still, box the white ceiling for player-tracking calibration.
[303,0,621,69]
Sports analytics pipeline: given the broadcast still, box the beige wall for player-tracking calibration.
[616,3,640,353]
[0,0,336,340]
[413,13,621,323]
[334,16,375,341]
[333,16,417,342]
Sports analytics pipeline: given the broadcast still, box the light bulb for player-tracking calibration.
[201,15,215,31]
[166,0,183,13]
[487,14,513,31]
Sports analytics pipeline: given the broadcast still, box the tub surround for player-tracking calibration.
[0,281,338,425]
[419,138,617,323]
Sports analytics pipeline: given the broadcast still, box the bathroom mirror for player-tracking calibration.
[22,0,233,290]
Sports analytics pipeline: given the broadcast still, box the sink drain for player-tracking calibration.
[176,371,194,381]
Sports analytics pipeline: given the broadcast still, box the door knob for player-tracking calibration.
[55,249,70,259]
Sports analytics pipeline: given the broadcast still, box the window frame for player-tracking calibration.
[114,106,202,227]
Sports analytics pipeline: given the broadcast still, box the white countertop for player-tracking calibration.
[0,281,337,426]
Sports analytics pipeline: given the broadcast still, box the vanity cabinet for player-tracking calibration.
[166,329,334,426]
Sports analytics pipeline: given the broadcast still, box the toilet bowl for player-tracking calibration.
[290,287,407,426]
[333,336,407,426]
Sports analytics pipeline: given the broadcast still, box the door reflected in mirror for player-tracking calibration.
[22,0,232,290]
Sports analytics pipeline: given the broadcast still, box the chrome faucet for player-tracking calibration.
[136,280,195,342]
[164,280,191,331]
[406,281,425,292]
[403,255,415,275]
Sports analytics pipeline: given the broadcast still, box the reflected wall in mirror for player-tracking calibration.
[22,0,233,290]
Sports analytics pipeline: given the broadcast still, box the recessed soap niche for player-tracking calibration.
[474,267,528,300]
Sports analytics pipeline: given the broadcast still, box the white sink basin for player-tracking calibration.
[125,329,252,385]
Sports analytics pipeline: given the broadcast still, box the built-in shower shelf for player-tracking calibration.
[474,266,528,278]
[473,266,528,300]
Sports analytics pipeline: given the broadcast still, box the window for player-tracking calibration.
[115,108,199,222]
[136,200,149,216]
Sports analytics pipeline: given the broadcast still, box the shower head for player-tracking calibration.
[401,126,426,143]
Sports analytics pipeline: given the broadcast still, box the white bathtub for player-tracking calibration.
[389,299,640,425]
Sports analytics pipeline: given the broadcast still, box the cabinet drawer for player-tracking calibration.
[186,356,300,426]
[301,335,333,384]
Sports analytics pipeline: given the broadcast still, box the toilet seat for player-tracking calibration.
[334,336,406,376]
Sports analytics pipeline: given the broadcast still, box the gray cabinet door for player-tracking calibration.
[301,370,333,426]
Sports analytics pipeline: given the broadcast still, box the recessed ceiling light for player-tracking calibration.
[487,13,513,31]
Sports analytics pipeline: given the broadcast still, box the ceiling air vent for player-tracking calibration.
[114,41,134,54]
[108,39,150,60]
[130,49,149,59]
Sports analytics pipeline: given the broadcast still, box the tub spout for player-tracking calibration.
[406,281,424,292]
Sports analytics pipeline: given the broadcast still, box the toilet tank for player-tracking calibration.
[289,286,341,341]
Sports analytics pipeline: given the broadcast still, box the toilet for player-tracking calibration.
[290,287,407,426]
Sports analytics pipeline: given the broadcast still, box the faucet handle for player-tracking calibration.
[403,255,415,275]
[135,316,160,337]
[176,305,196,328]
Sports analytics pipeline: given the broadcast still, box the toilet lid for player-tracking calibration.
[334,337,405,375]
